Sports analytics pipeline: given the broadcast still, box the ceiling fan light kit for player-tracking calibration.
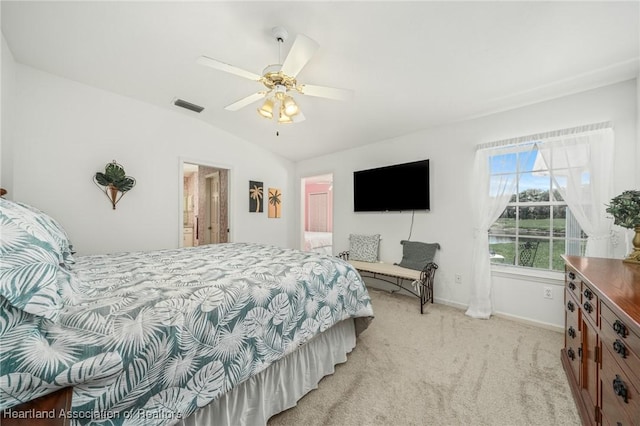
[198,26,352,125]
[277,107,293,124]
[282,96,299,116]
[257,98,274,119]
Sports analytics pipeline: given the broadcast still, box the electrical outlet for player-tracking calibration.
[455,273,462,284]
[543,287,553,299]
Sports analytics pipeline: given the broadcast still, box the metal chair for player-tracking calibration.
[516,241,539,267]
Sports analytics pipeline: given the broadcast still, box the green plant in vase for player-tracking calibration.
[93,161,136,209]
[606,190,640,263]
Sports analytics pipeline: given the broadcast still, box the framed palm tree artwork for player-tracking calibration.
[249,181,263,212]
[268,188,282,218]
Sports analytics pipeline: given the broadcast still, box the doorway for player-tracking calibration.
[182,162,230,247]
[301,173,333,255]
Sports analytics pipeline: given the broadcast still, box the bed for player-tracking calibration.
[0,199,374,425]
[303,231,333,256]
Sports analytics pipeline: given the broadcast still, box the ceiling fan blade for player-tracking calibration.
[298,84,353,101]
[224,92,267,111]
[280,34,319,78]
[197,56,262,81]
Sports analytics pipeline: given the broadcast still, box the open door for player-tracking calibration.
[301,174,333,255]
[182,161,230,247]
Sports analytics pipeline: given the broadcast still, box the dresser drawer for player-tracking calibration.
[602,319,640,388]
[565,289,581,381]
[581,282,598,327]
[565,303,580,346]
[565,291,579,318]
[565,268,582,302]
[601,303,640,359]
[601,344,640,424]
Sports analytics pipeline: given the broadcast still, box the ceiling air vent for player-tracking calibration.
[173,98,204,113]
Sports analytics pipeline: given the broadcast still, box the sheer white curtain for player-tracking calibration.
[465,144,537,319]
[536,127,614,257]
[466,122,614,320]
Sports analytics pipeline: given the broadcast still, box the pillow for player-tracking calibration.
[0,204,71,321]
[16,201,75,267]
[395,240,440,271]
[349,234,380,262]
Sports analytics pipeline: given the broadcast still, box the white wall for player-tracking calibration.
[7,64,296,255]
[296,79,638,329]
[1,35,17,194]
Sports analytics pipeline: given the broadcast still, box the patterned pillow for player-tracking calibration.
[396,240,440,271]
[16,201,75,267]
[0,199,73,321]
[349,234,380,262]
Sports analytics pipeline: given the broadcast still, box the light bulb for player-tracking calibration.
[283,96,299,116]
[278,107,293,124]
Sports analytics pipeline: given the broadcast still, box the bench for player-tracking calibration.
[338,252,438,314]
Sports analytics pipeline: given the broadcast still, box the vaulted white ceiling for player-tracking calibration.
[2,1,638,161]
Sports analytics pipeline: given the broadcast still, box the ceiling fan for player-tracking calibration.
[197,27,352,124]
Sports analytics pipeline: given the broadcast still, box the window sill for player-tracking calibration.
[490,263,564,285]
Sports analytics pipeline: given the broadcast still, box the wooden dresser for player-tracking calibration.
[561,256,640,425]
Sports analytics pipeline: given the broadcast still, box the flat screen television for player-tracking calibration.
[353,159,430,212]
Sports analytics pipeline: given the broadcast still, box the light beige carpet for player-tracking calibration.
[268,288,580,426]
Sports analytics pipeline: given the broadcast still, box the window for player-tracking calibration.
[468,123,613,318]
[488,145,588,271]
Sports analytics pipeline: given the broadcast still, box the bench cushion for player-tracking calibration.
[349,260,421,281]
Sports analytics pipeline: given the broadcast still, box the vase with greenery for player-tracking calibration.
[606,190,640,264]
[93,161,136,210]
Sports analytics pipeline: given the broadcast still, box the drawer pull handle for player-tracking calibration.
[567,301,575,312]
[568,282,576,291]
[583,301,593,314]
[567,348,575,360]
[568,272,576,280]
[613,320,628,338]
[568,327,576,339]
[613,375,629,404]
[583,288,593,300]
[613,339,627,358]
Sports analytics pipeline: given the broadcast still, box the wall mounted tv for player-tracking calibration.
[353,159,430,212]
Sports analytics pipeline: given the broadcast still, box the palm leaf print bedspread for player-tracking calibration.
[0,242,374,425]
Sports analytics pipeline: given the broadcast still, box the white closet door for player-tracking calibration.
[309,192,328,232]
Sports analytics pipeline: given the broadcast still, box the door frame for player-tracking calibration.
[179,157,233,247]
[300,172,334,252]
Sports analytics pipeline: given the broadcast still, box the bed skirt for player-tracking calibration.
[177,318,357,426]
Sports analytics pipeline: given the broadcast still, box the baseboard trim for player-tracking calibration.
[435,297,563,333]
[368,284,563,332]
[433,297,467,310]
[492,311,563,333]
